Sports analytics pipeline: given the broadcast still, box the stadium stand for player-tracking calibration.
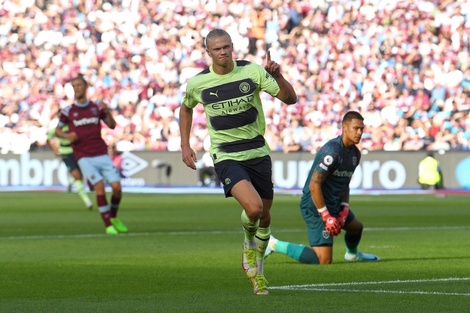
[1,0,470,154]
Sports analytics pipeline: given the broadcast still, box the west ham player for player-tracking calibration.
[264,111,380,264]
[56,75,127,235]
[47,124,93,210]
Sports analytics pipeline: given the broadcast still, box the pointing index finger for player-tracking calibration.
[266,50,271,64]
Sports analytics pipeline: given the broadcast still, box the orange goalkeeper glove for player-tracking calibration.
[318,207,341,236]
[338,203,350,227]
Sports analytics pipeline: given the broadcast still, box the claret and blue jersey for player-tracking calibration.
[58,101,109,160]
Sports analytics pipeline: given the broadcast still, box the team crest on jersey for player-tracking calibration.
[323,155,333,165]
[239,82,251,94]
[322,230,330,239]
[352,156,358,166]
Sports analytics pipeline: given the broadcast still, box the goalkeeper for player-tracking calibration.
[265,111,380,264]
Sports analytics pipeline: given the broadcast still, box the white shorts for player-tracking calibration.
[78,154,121,186]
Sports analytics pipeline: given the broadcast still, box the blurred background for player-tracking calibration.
[1,0,470,189]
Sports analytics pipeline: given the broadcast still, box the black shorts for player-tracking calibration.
[214,155,273,200]
[61,153,80,172]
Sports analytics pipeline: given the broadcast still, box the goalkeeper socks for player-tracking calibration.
[275,240,320,264]
[345,231,362,254]
[241,210,259,243]
[255,227,270,275]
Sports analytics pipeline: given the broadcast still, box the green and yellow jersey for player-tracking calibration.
[183,60,280,163]
[47,125,74,156]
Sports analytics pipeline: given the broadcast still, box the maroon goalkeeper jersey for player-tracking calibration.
[58,101,109,160]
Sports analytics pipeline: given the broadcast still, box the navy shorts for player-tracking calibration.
[214,155,273,200]
[62,153,81,172]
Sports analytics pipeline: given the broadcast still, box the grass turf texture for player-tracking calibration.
[1,192,470,313]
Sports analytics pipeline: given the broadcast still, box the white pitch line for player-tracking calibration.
[0,229,244,240]
[272,277,470,296]
[274,277,470,288]
[1,225,470,241]
[366,225,470,231]
[274,287,470,296]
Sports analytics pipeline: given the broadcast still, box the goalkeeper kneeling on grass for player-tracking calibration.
[265,111,380,264]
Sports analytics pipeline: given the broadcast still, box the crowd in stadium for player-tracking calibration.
[1,0,470,155]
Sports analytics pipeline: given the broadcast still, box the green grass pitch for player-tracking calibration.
[1,191,470,312]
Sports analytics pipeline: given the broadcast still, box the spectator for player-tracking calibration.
[418,151,444,190]
[1,0,470,154]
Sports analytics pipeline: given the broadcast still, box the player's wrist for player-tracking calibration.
[317,206,331,221]
[180,143,192,150]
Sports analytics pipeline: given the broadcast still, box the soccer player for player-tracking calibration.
[55,75,128,235]
[179,29,297,295]
[47,125,93,210]
[264,111,380,264]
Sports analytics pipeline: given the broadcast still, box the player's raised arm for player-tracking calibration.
[264,50,297,105]
[100,101,116,129]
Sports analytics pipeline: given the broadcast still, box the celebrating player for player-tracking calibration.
[265,111,380,264]
[179,29,297,295]
[56,75,128,235]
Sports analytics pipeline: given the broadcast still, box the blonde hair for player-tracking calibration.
[204,29,231,49]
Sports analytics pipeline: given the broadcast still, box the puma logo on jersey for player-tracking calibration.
[210,91,219,97]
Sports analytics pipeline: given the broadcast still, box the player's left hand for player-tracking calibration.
[338,203,349,227]
[68,132,79,143]
[264,50,281,78]
[181,146,198,170]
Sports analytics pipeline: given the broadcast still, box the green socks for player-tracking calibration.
[255,227,270,275]
[241,210,259,243]
[74,180,93,208]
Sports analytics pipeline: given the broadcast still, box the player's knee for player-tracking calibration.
[345,218,363,234]
[313,248,333,264]
[299,247,320,264]
[318,256,333,264]
[246,208,262,221]
[244,200,263,220]
[110,182,122,194]
[93,180,106,194]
